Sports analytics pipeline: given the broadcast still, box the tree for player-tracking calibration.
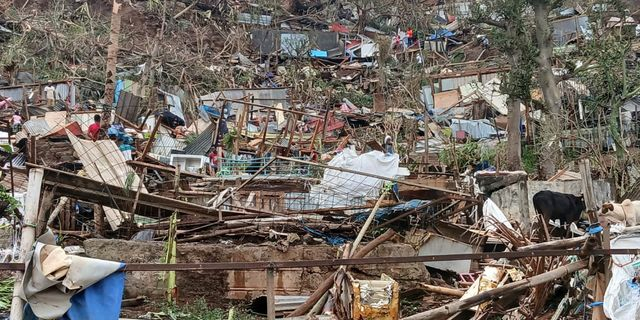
[529,0,564,178]
[472,0,537,171]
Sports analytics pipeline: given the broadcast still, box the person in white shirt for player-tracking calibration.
[44,80,56,107]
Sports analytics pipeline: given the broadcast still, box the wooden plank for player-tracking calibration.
[137,116,162,161]
[28,163,220,219]
[9,168,44,320]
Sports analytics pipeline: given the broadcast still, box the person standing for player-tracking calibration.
[12,111,22,133]
[384,135,394,155]
[44,80,56,107]
[88,114,102,141]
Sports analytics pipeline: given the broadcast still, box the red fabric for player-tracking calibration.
[88,123,100,141]
[44,122,84,138]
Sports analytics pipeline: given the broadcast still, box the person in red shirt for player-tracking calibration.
[209,147,222,175]
[88,114,101,141]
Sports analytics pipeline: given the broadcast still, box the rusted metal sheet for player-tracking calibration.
[351,274,399,320]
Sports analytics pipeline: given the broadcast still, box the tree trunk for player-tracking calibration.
[532,0,563,178]
[104,0,122,106]
[505,38,523,171]
[506,97,523,171]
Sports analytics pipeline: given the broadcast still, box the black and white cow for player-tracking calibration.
[532,190,586,236]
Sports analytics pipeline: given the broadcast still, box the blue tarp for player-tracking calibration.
[114,80,125,106]
[24,263,126,320]
[354,199,431,223]
[310,49,328,58]
[301,224,348,246]
[427,29,454,40]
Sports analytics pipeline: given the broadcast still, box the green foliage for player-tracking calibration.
[472,0,536,101]
[222,129,237,152]
[184,133,199,145]
[0,278,13,311]
[124,172,136,195]
[151,298,254,320]
[336,90,374,108]
[0,186,21,215]
[438,141,497,171]
[521,144,539,174]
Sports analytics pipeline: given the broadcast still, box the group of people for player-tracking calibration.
[392,27,419,50]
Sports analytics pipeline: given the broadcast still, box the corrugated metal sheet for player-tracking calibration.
[151,126,187,158]
[0,82,75,105]
[115,91,143,124]
[0,87,24,101]
[238,12,272,26]
[250,30,340,56]
[183,123,214,155]
[68,133,147,230]
[480,73,499,84]
[441,75,478,91]
[23,119,51,136]
[552,15,589,45]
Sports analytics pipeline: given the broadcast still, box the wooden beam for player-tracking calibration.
[27,163,222,219]
[137,116,162,161]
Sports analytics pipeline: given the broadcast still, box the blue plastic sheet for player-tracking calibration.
[354,199,431,223]
[301,225,348,246]
[24,263,126,320]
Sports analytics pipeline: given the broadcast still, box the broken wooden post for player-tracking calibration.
[349,187,389,256]
[46,196,69,227]
[266,267,276,320]
[579,159,597,212]
[138,116,162,161]
[9,168,44,320]
[401,260,588,320]
[288,229,397,317]
[516,234,589,252]
[104,0,122,106]
[94,204,105,236]
[36,190,54,236]
[579,159,608,320]
[173,164,181,198]
[420,284,465,297]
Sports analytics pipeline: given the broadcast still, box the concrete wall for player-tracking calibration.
[83,239,429,302]
[490,180,612,221]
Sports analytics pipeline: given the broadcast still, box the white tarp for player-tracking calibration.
[482,198,515,232]
[307,148,400,209]
[604,234,640,319]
